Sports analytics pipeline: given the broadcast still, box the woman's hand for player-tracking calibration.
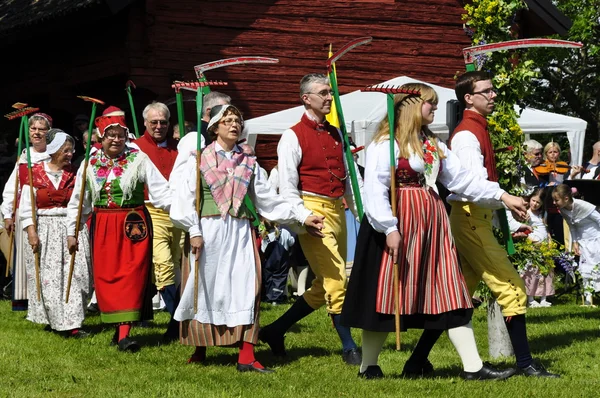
[27,227,40,253]
[386,230,401,264]
[573,241,580,256]
[4,218,14,235]
[304,215,325,238]
[67,236,79,254]
[190,236,204,259]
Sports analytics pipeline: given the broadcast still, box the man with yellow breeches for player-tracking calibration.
[259,73,362,365]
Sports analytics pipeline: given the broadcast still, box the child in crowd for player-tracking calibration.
[520,188,555,307]
[552,184,600,305]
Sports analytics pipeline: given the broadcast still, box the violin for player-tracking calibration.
[533,160,589,176]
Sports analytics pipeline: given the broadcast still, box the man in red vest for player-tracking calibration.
[448,71,558,378]
[259,73,361,365]
[135,101,182,342]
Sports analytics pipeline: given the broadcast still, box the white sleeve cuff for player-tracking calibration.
[189,224,203,238]
[385,226,398,236]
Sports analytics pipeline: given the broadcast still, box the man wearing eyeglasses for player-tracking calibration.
[447,71,559,378]
[259,73,362,366]
[522,139,544,187]
[135,101,182,342]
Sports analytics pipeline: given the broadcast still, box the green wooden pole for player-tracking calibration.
[328,70,364,220]
[126,87,140,138]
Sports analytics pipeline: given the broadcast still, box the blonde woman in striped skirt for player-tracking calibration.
[341,83,527,380]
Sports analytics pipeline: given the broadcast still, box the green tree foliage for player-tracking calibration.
[526,1,600,154]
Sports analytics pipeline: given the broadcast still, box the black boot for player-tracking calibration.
[259,296,315,356]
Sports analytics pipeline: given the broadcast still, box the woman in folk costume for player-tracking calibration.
[552,184,600,305]
[20,129,91,336]
[1,113,52,311]
[170,105,323,373]
[341,83,525,380]
[66,106,171,352]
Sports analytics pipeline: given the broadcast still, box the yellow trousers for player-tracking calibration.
[450,203,527,317]
[298,195,347,314]
[147,204,184,290]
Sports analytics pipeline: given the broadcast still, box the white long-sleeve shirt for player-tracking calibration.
[1,149,50,219]
[66,150,171,236]
[19,163,68,229]
[446,130,504,209]
[364,139,505,236]
[276,112,364,224]
[169,132,205,195]
[170,142,302,238]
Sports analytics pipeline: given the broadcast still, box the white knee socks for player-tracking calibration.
[360,330,388,373]
[447,322,483,372]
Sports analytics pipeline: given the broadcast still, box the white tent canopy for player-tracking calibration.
[244,76,588,166]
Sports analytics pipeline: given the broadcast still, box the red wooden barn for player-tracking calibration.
[0,0,471,167]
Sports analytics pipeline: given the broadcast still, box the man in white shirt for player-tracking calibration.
[578,141,600,180]
[259,73,361,365]
[448,71,558,378]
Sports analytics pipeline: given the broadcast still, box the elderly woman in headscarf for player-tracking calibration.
[170,105,323,373]
[20,129,92,337]
[1,113,52,311]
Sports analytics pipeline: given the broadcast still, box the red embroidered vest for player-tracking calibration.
[19,163,76,209]
[291,114,346,198]
[449,110,498,182]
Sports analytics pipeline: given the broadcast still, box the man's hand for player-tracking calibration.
[67,236,78,254]
[385,230,401,264]
[4,218,14,235]
[27,228,40,253]
[569,165,583,179]
[304,215,325,238]
[190,236,204,260]
[501,193,528,221]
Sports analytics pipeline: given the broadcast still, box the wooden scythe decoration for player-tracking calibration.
[360,84,422,351]
[4,105,39,280]
[462,38,583,254]
[66,95,105,303]
[326,37,372,221]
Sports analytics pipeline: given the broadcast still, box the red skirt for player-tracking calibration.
[376,187,473,315]
[92,206,153,323]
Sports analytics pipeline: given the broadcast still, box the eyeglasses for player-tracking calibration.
[105,133,127,141]
[307,89,334,99]
[149,120,169,126]
[471,88,495,97]
[220,118,242,127]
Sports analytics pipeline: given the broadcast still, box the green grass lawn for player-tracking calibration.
[1,296,599,397]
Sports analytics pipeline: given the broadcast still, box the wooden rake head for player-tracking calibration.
[171,80,228,93]
[4,106,40,120]
[77,96,106,105]
[361,85,421,96]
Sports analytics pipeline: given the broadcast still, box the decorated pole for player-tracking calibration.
[66,96,105,303]
[125,80,140,138]
[462,38,583,254]
[326,37,372,221]
[362,84,422,350]
[3,105,39,278]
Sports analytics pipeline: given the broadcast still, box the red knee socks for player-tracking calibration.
[238,342,264,369]
[118,323,132,342]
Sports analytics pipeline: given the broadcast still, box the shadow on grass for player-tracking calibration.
[529,328,600,353]
[524,309,600,324]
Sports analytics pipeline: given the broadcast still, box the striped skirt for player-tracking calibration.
[179,229,261,347]
[341,186,473,332]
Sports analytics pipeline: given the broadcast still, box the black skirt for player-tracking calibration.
[340,217,473,332]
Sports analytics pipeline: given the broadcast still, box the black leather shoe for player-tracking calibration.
[258,327,286,357]
[64,330,90,339]
[111,330,118,346]
[342,348,362,365]
[518,362,560,378]
[358,365,384,379]
[236,361,275,374]
[461,363,516,381]
[117,337,140,353]
[402,359,435,377]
